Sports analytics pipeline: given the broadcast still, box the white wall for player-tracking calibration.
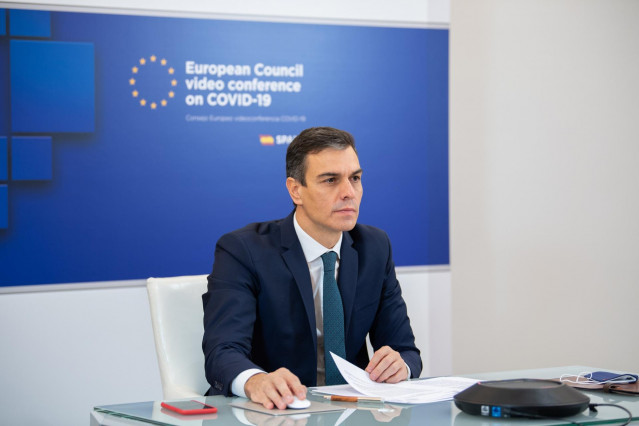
[3,0,450,25]
[450,0,639,374]
[398,267,452,377]
[0,285,163,426]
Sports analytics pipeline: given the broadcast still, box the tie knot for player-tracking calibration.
[321,251,337,272]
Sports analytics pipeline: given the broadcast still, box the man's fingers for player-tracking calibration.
[265,385,287,410]
[380,361,406,383]
[246,368,307,410]
[366,346,408,382]
[370,354,395,381]
[264,371,291,409]
[291,382,308,401]
[275,367,308,401]
[366,346,393,381]
[245,374,275,409]
[375,358,402,382]
[365,345,392,373]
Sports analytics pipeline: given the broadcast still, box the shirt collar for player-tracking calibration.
[293,211,342,263]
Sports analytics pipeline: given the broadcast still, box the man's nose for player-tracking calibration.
[340,179,355,199]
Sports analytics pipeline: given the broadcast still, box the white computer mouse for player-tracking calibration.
[286,396,311,409]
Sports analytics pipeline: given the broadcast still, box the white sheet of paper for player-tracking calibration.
[320,352,478,404]
[311,384,369,398]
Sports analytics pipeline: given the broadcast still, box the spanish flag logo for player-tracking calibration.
[259,134,274,145]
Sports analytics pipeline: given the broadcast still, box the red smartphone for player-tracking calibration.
[160,400,218,415]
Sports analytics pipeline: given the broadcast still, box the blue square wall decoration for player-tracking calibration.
[0,10,6,36]
[0,136,7,180]
[0,184,8,229]
[11,136,53,181]
[9,9,51,37]
[10,40,95,133]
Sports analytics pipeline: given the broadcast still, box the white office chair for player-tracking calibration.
[147,274,210,399]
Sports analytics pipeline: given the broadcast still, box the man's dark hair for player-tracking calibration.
[286,127,357,186]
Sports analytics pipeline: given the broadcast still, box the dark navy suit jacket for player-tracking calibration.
[202,211,421,396]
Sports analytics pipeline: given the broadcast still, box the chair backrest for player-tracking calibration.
[146,275,209,399]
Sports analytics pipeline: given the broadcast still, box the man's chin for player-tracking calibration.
[335,217,358,231]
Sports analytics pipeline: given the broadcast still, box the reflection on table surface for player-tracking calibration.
[95,395,436,426]
[94,366,639,426]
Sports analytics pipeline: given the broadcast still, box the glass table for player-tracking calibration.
[92,366,639,425]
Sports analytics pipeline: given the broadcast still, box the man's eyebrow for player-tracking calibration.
[316,169,363,179]
[316,172,339,179]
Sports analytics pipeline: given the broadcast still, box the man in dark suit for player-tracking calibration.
[202,127,421,410]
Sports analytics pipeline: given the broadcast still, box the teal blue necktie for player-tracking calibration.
[321,251,346,385]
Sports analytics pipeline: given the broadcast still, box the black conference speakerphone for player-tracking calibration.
[454,379,590,419]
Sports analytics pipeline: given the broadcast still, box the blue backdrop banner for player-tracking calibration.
[0,8,449,286]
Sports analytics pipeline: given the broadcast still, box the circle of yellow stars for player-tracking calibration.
[129,55,176,110]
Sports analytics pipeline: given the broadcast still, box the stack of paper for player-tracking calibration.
[312,353,477,404]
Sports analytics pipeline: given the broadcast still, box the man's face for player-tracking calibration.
[287,146,363,247]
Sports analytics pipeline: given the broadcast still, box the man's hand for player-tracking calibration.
[365,346,408,383]
[244,368,307,410]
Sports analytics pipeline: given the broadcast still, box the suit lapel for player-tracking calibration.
[280,212,317,350]
[338,231,358,338]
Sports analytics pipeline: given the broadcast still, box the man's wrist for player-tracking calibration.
[231,368,265,397]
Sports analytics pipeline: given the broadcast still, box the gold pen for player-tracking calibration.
[323,395,383,402]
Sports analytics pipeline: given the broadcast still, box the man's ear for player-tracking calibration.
[286,177,303,206]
